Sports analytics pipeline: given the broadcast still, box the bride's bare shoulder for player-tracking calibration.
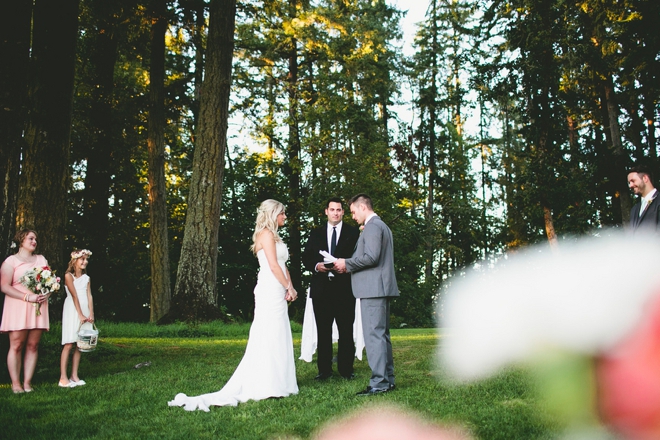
[254,229,275,252]
[256,229,275,242]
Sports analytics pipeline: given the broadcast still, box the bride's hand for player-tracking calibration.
[285,287,297,302]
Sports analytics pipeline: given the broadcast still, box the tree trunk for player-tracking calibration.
[643,97,657,163]
[82,2,121,298]
[426,110,436,282]
[567,115,578,155]
[602,78,632,226]
[502,104,525,248]
[170,0,236,322]
[284,0,303,305]
[543,205,559,250]
[147,0,171,322]
[425,0,438,282]
[190,0,207,133]
[18,0,79,277]
[624,98,646,162]
[0,0,31,255]
[528,2,560,248]
[0,0,31,348]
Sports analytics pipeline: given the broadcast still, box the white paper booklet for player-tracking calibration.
[319,250,337,262]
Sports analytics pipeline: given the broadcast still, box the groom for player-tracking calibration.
[334,194,399,395]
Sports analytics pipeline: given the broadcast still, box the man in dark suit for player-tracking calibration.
[334,194,399,395]
[628,166,660,233]
[302,197,360,380]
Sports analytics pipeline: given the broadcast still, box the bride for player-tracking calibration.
[169,199,299,411]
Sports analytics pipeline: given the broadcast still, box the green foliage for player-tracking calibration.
[407,1,489,305]
[390,214,436,328]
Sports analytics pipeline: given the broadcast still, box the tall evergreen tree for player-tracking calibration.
[19,0,79,277]
[171,0,236,321]
[0,0,31,255]
[410,0,484,281]
[77,0,136,299]
[147,0,171,322]
[283,0,304,293]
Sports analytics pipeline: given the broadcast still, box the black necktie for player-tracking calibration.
[330,227,337,256]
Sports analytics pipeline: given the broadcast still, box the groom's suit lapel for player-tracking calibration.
[638,202,648,224]
[352,227,363,254]
[632,203,641,228]
[636,192,659,227]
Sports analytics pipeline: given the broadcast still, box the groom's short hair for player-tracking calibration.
[349,193,373,210]
[629,165,655,186]
[326,197,343,208]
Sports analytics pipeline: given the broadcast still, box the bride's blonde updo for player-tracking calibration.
[250,199,285,253]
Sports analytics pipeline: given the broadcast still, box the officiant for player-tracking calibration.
[302,197,360,380]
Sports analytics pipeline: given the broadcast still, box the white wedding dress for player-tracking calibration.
[168,241,298,411]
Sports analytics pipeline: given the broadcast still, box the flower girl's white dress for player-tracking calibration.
[61,274,91,344]
[168,241,298,411]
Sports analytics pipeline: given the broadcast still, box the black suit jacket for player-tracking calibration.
[303,222,360,300]
[630,191,660,233]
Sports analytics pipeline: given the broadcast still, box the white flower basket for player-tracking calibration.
[77,322,99,352]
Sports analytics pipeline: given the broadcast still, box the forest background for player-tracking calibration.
[0,0,658,326]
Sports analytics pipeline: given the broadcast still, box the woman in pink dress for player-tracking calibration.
[0,229,51,393]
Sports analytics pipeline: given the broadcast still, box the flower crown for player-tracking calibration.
[71,249,92,259]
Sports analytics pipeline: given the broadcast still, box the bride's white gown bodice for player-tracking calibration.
[169,241,298,411]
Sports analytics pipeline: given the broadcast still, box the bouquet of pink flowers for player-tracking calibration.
[20,266,61,316]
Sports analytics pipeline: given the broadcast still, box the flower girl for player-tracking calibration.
[59,249,95,388]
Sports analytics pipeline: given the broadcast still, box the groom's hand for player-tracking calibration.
[334,259,347,273]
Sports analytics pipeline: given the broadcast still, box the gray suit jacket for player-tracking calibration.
[345,215,399,299]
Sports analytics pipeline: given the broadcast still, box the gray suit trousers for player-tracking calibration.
[360,297,394,390]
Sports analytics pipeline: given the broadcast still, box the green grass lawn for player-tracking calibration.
[0,322,558,439]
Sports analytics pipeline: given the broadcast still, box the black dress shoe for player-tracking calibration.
[356,386,389,396]
[389,383,396,390]
[314,373,332,381]
[341,373,356,380]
